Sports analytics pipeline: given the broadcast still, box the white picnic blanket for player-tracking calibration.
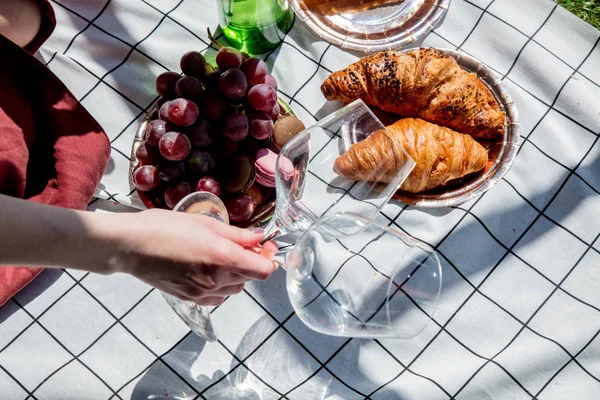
[2,0,600,399]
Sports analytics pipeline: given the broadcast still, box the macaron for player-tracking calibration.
[244,184,265,205]
[272,115,305,150]
[223,155,255,193]
[255,148,294,188]
[278,154,294,181]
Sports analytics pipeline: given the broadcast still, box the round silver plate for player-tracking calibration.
[290,0,450,53]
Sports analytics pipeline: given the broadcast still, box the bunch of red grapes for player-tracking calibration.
[132,47,280,224]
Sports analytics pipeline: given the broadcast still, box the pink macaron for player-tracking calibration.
[255,148,294,187]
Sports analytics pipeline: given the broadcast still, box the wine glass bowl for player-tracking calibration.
[263,99,417,243]
[286,212,442,338]
[174,191,230,223]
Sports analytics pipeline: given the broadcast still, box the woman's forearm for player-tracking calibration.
[0,194,115,274]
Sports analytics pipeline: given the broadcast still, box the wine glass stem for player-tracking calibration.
[259,218,283,245]
[260,218,294,269]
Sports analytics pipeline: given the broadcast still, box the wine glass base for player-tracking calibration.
[162,293,218,342]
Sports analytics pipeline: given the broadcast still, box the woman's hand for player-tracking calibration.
[90,209,279,306]
[0,195,278,306]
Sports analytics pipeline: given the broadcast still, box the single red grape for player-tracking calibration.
[156,72,181,99]
[219,68,248,99]
[264,74,278,91]
[133,165,160,192]
[226,194,255,223]
[248,110,274,140]
[241,58,267,86]
[145,119,167,146]
[165,98,199,127]
[180,51,206,78]
[216,47,243,70]
[249,119,274,140]
[267,102,281,120]
[159,101,171,121]
[201,93,229,120]
[223,112,249,141]
[135,141,158,165]
[187,119,213,147]
[164,182,192,209]
[159,131,192,161]
[196,176,222,198]
[247,84,277,112]
[175,76,203,99]
[186,149,216,176]
[158,161,185,183]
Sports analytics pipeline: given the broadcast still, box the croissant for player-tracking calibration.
[334,118,488,193]
[321,49,505,139]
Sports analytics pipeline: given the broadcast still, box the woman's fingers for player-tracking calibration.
[201,217,265,247]
[259,240,278,259]
[191,216,280,282]
[226,246,278,281]
[201,283,245,297]
[224,273,252,286]
[195,296,226,306]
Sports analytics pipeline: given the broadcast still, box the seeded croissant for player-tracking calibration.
[322,49,505,139]
[334,118,488,193]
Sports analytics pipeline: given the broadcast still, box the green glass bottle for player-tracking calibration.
[218,0,294,55]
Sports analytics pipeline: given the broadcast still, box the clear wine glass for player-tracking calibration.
[286,211,442,338]
[161,191,229,342]
[167,99,420,342]
[261,98,416,244]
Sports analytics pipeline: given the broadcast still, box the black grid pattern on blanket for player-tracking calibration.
[1,0,600,399]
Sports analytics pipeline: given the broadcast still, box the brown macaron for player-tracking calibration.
[272,114,305,150]
[223,154,255,193]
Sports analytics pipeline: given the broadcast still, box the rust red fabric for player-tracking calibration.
[0,0,111,306]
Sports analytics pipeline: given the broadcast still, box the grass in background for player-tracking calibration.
[557,0,600,30]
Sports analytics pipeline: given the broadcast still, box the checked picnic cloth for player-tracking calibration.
[2,0,600,399]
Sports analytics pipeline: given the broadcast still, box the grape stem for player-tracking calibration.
[207,28,223,50]
[234,103,245,113]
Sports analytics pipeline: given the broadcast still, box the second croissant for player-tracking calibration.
[334,118,488,193]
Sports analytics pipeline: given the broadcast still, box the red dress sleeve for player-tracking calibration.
[0,0,111,306]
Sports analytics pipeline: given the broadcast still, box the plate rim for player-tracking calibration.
[290,0,451,53]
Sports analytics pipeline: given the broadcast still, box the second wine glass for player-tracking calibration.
[161,191,229,342]
[261,98,416,245]
[286,212,442,338]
